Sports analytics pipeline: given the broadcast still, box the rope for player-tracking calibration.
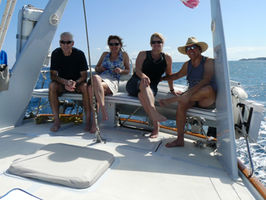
[81,0,104,143]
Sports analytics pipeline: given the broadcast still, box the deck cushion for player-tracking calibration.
[7,143,114,189]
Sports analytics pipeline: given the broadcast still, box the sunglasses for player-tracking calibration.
[186,45,198,52]
[151,40,163,44]
[60,40,72,45]
[109,43,120,46]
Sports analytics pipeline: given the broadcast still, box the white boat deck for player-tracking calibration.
[0,120,254,200]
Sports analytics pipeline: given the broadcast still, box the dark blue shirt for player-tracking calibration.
[187,56,217,91]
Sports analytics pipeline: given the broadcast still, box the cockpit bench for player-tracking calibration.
[32,88,216,127]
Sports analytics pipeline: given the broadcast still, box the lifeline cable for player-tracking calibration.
[82,0,104,143]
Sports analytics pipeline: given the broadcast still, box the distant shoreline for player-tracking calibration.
[239,57,266,61]
[171,57,266,63]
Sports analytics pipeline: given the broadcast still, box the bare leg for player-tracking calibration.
[159,95,181,107]
[138,80,166,122]
[49,81,63,132]
[193,86,216,107]
[77,82,91,131]
[138,92,152,119]
[166,102,193,147]
[138,92,160,138]
[88,85,97,134]
[92,75,109,121]
[165,86,216,147]
[150,121,160,138]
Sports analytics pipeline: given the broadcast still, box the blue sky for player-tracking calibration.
[1,0,266,66]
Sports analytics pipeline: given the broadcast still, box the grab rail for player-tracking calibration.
[236,103,254,178]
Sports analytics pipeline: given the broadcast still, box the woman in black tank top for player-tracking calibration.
[126,33,175,138]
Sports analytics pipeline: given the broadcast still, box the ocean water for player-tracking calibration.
[26,60,266,186]
[229,61,266,186]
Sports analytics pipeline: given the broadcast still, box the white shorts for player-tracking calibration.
[100,74,119,95]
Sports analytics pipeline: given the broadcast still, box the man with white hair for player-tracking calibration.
[160,37,216,147]
[49,32,90,132]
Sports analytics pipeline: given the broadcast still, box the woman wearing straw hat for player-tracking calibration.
[160,37,216,147]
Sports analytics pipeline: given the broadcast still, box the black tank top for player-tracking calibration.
[142,51,167,86]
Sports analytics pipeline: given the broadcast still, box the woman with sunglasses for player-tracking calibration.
[88,35,130,133]
[126,33,175,138]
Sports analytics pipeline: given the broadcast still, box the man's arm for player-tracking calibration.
[50,70,76,91]
[76,71,88,86]
[162,62,188,81]
[50,70,67,85]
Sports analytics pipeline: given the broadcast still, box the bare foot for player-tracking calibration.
[149,131,158,138]
[50,122,61,132]
[149,121,159,138]
[165,139,184,148]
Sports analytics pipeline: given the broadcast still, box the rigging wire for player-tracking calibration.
[81,0,104,143]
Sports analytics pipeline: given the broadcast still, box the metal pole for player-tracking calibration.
[0,0,12,45]
[0,0,17,51]
[82,0,104,143]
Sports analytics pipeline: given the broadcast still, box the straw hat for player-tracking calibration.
[178,37,208,55]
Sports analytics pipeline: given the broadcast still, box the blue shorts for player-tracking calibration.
[126,73,158,97]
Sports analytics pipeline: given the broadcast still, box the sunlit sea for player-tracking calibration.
[26,60,266,186]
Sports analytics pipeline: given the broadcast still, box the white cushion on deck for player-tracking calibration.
[7,143,114,189]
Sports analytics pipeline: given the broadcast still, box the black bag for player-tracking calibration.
[126,73,141,97]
